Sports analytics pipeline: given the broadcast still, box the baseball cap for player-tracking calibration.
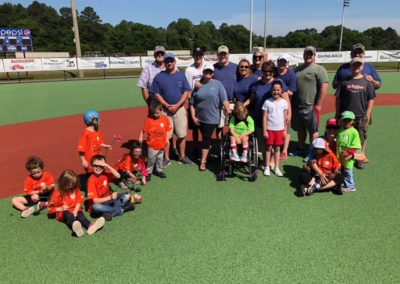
[218,45,229,54]
[352,43,365,52]
[164,53,175,61]
[203,64,214,72]
[312,138,326,150]
[326,118,339,128]
[277,54,290,62]
[193,47,204,56]
[304,46,316,55]
[341,111,355,120]
[351,57,364,65]
[154,46,165,53]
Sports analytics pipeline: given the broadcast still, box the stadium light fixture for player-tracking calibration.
[71,0,84,78]
[339,0,350,51]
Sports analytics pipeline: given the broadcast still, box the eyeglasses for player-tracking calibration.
[155,52,165,57]
[239,65,249,69]
[253,56,263,60]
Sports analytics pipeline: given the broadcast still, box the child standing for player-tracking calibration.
[87,155,135,221]
[115,140,149,189]
[48,169,105,237]
[262,79,288,177]
[77,110,111,172]
[139,102,172,180]
[336,111,362,192]
[229,101,255,163]
[12,156,55,218]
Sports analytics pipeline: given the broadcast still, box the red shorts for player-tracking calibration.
[266,130,284,146]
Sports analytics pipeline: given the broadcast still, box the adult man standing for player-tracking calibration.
[137,45,166,104]
[151,53,193,166]
[292,46,329,155]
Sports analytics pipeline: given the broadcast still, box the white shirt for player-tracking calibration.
[185,63,204,90]
[262,97,288,131]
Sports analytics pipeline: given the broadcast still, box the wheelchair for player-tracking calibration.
[218,131,259,182]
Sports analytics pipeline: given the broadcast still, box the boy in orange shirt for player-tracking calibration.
[77,110,111,172]
[48,169,105,237]
[139,102,172,180]
[12,156,55,218]
[87,155,135,221]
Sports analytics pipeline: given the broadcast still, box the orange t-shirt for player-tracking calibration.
[77,128,105,164]
[115,154,147,173]
[86,174,113,213]
[23,171,55,195]
[48,188,85,221]
[143,115,171,150]
[316,151,341,174]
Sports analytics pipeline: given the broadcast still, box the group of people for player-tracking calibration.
[11,42,381,236]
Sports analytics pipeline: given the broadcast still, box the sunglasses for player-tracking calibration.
[253,55,263,60]
[155,52,165,57]
[239,65,249,69]
[326,126,338,130]
[92,164,105,170]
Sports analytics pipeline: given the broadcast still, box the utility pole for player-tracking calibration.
[71,0,84,78]
[339,0,350,51]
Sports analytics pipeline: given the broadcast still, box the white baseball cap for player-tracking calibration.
[312,138,326,150]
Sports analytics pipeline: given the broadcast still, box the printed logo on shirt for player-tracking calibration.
[346,84,365,92]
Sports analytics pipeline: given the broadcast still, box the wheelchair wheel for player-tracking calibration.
[248,135,259,181]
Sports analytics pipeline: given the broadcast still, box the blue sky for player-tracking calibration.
[9,0,400,36]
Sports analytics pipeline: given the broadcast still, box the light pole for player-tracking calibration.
[71,0,84,78]
[249,0,253,53]
[263,0,267,49]
[339,0,350,51]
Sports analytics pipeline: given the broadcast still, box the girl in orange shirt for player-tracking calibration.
[48,169,105,238]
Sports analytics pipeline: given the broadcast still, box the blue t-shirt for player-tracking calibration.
[151,71,191,105]
[250,79,288,126]
[234,75,258,102]
[190,79,227,125]
[333,62,382,86]
[276,69,297,93]
[213,62,238,101]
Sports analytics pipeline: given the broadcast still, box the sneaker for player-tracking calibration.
[280,153,288,161]
[274,168,283,177]
[21,206,35,218]
[162,159,172,168]
[172,148,180,160]
[178,156,194,165]
[263,166,270,176]
[102,212,113,221]
[87,217,105,235]
[240,155,248,163]
[355,161,365,169]
[119,181,128,190]
[308,183,320,195]
[230,151,240,162]
[341,187,356,193]
[122,203,136,213]
[72,221,85,237]
[146,175,151,182]
[299,184,307,197]
[153,171,167,178]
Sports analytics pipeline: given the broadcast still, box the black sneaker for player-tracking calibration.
[102,212,113,221]
[308,183,320,196]
[178,156,194,165]
[163,159,172,168]
[355,161,365,169]
[122,203,136,213]
[153,171,167,178]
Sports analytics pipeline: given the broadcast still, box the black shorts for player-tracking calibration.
[291,105,319,134]
[23,193,51,206]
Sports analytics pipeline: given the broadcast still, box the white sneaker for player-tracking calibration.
[274,168,283,177]
[263,166,270,176]
[240,155,248,163]
[21,206,35,218]
[230,151,240,162]
[72,221,85,238]
[118,181,128,189]
[87,217,105,235]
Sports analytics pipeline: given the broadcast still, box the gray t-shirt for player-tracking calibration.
[294,63,328,107]
[190,79,227,124]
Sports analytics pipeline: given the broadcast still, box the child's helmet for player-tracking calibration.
[83,110,100,125]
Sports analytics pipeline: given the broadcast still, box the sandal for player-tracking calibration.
[199,163,207,171]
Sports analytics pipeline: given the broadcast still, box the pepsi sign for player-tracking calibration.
[0,28,33,52]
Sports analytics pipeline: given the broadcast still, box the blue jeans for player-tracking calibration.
[342,168,356,189]
[92,192,130,217]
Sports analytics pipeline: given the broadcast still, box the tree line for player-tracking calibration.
[1,1,399,56]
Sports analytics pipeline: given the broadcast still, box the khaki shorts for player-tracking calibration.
[354,117,369,145]
[218,103,234,128]
[164,106,187,139]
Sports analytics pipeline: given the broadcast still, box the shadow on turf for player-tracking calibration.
[282,164,304,197]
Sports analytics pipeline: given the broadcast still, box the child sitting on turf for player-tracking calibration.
[115,140,149,189]
[77,110,112,173]
[336,111,362,192]
[229,101,255,163]
[139,101,172,180]
[48,169,105,238]
[262,79,288,177]
[299,138,344,196]
[12,156,55,218]
[87,155,135,221]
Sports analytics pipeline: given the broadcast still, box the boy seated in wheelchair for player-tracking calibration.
[229,101,255,163]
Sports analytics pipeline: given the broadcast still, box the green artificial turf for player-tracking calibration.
[0,78,145,126]
[1,107,399,283]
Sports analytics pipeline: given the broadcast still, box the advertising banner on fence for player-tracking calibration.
[41,58,77,71]
[109,57,141,69]
[3,58,42,72]
[0,60,4,72]
[140,56,154,68]
[316,52,346,63]
[343,51,378,62]
[378,50,400,62]
[77,57,110,70]
[268,52,304,65]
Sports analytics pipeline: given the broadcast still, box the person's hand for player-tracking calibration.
[82,159,89,169]
[192,116,200,126]
[111,192,118,200]
[125,193,131,200]
[319,173,329,185]
[194,81,202,89]
[314,104,322,112]
[341,151,352,161]
[129,176,137,183]
[263,131,269,139]
[168,104,178,114]
[103,144,112,150]
[142,176,147,185]
[365,75,374,82]
[73,211,78,217]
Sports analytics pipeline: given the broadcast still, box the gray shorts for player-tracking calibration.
[291,105,318,134]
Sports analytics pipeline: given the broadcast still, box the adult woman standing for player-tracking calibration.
[251,48,265,79]
[234,59,258,103]
[190,65,231,171]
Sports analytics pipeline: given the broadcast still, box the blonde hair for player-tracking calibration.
[233,101,248,121]
[57,169,80,198]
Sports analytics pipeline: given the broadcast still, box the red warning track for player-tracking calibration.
[1,94,400,198]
